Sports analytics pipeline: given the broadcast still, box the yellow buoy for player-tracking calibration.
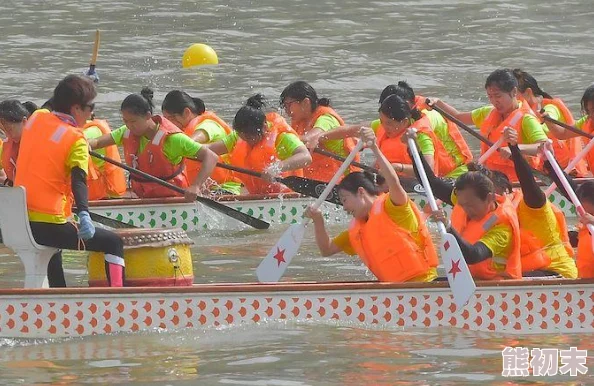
[182,43,219,68]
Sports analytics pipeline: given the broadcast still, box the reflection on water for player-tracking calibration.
[1,0,594,383]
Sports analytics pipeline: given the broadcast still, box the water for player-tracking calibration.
[1,0,594,384]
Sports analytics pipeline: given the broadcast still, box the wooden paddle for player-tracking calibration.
[85,29,100,83]
[540,112,594,139]
[211,162,342,205]
[543,145,594,251]
[407,130,476,308]
[256,140,364,282]
[90,151,270,230]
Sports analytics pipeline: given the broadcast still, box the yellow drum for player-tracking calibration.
[88,228,194,287]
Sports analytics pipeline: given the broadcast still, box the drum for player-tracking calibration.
[88,228,194,287]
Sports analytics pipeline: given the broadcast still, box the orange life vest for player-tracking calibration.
[513,193,574,272]
[230,112,303,194]
[348,194,438,282]
[292,106,359,182]
[83,120,127,200]
[451,195,522,280]
[414,95,430,111]
[536,98,588,177]
[122,115,189,198]
[14,111,84,217]
[577,224,594,278]
[375,116,455,177]
[1,138,18,184]
[479,102,540,182]
[182,111,239,185]
[581,117,594,173]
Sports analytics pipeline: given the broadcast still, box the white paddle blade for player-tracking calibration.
[256,224,306,282]
[440,232,476,308]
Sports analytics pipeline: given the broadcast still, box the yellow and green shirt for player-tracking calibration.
[471,104,548,144]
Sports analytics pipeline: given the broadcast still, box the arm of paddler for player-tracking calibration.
[67,139,90,214]
[192,119,227,144]
[408,144,455,206]
[430,98,475,126]
[302,114,340,150]
[447,227,494,265]
[275,133,312,172]
[515,114,548,156]
[305,207,345,257]
[207,131,237,156]
[397,132,435,177]
[361,127,407,205]
[166,133,218,195]
[88,124,122,149]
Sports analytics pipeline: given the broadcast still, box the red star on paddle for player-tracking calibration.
[273,247,286,266]
[448,259,462,280]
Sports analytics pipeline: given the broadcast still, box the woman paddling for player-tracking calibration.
[0,100,34,186]
[161,90,241,195]
[14,75,126,287]
[279,81,358,182]
[430,68,548,182]
[207,94,311,194]
[513,69,588,177]
[88,88,218,199]
[503,127,577,278]
[304,127,438,283]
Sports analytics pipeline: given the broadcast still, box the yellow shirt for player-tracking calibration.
[517,200,577,278]
[332,198,437,282]
[28,138,89,224]
[315,113,349,157]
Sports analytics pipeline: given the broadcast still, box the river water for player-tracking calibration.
[1,0,593,384]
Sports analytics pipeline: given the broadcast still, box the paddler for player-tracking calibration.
[414,151,522,280]
[279,81,358,182]
[430,68,548,182]
[304,127,438,283]
[207,94,312,194]
[161,90,241,195]
[543,85,594,175]
[513,68,588,177]
[14,75,126,287]
[503,127,577,278]
[88,87,218,199]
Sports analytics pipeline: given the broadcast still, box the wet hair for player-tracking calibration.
[233,94,268,135]
[577,181,594,206]
[512,69,553,99]
[279,81,330,111]
[379,81,415,105]
[454,170,495,201]
[21,101,38,116]
[162,90,205,116]
[337,171,380,196]
[0,100,30,122]
[121,87,154,116]
[580,85,594,115]
[466,162,512,195]
[484,69,518,93]
[41,97,54,111]
[52,74,97,114]
[378,94,421,121]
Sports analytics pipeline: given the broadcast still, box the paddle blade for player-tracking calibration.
[196,197,270,230]
[440,232,476,308]
[256,224,306,282]
[89,212,137,229]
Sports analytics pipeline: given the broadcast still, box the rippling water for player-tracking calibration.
[1,0,593,384]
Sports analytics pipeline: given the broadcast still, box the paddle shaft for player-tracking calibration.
[426,99,495,146]
[313,147,376,173]
[90,151,270,229]
[541,114,594,139]
[90,29,100,67]
[544,136,594,196]
[477,137,505,165]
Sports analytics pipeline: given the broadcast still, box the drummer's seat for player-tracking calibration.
[0,186,57,288]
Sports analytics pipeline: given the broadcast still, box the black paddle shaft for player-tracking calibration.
[541,113,594,139]
[426,99,495,146]
[90,151,270,230]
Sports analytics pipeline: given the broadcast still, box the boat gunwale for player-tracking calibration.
[0,278,591,296]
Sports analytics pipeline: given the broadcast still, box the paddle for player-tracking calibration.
[313,147,376,173]
[544,136,594,196]
[256,140,364,282]
[85,30,100,83]
[540,112,594,139]
[211,162,342,205]
[477,137,505,165]
[543,145,594,251]
[407,130,476,308]
[88,212,137,229]
[89,151,270,230]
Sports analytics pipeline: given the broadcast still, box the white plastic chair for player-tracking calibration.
[0,186,58,288]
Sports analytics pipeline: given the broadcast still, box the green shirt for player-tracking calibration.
[193,119,228,143]
[111,125,202,165]
[470,104,548,144]
[421,109,468,178]
[575,115,588,130]
[83,125,106,169]
[370,118,435,155]
[314,113,347,157]
[222,122,304,160]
